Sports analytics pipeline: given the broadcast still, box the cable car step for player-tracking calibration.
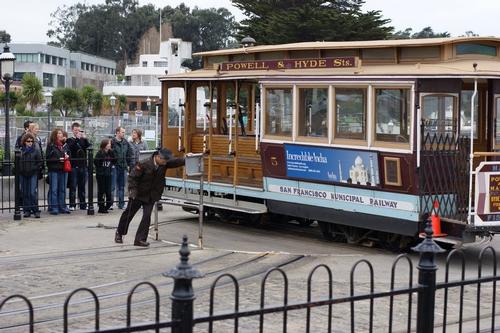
[160,194,267,214]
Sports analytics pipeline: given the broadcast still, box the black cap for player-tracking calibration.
[157,148,173,160]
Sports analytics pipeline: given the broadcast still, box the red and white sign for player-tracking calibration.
[474,161,500,225]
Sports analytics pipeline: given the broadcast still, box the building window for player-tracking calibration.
[154,61,168,67]
[456,43,497,57]
[43,73,54,87]
[422,95,456,135]
[57,75,65,88]
[141,102,148,111]
[264,87,293,137]
[335,88,366,140]
[45,55,51,64]
[52,56,57,65]
[298,87,328,138]
[142,61,148,67]
[70,60,76,69]
[58,58,64,66]
[129,102,137,111]
[13,72,35,81]
[375,88,411,143]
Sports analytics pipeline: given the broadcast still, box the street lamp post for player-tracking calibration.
[146,96,152,144]
[44,91,53,135]
[110,95,116,133]
[155,99,162,149]
[0,44,16,176]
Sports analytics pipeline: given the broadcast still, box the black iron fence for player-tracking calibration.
[1,218,499,332]
[0,148,158,218]
[3,149,96,219]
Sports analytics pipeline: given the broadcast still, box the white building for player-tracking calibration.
[103,38,191,114]
[5,43,116,92]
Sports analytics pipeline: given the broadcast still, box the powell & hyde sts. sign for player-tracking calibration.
[220,57,356,71]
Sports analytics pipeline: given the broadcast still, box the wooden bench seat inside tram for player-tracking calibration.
[189,134,263,187]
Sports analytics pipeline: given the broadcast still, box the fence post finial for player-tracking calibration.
[412,213,444,333]
[164,236,205,333]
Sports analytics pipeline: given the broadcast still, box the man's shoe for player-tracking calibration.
[69,207,75,211]
[134,240,150,247]
[34,211,41,218]
[23,212,31,218]
[115,232,123,244]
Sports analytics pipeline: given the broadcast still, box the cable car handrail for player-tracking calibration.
[473,152,500,157]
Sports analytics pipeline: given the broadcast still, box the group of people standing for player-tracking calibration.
[16,121,150,217]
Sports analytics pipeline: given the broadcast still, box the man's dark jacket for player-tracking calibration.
[66,136,90,168]
[128,154,184,203]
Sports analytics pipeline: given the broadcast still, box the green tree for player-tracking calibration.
[81,85,96,115]
[231,0,392,44]
[391,26,450,39]
[0,30,11,43]
[167,5,237,68]
[47,3,88,48]
[52,88,82,118]
[21,74,43,111]
[91,91,103,116]
[47,2,236,70]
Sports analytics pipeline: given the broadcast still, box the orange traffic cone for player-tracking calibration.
[431,200,446,237]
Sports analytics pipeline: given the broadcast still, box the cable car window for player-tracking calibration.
[375,88,411,143]
[167,88,185,128]
[456,43,497,57]
[195,86,217,129]
[335,88,366,140]
[298,87,328,138]
[265,88,292,136]
[459,90,478,138]
[422,95,456,135]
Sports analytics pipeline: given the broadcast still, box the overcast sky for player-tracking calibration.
[3,0,500,43]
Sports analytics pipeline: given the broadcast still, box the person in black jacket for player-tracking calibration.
[94,139,115,214]
[67,122,91,210]
[19,133,42,218]
[46,128,70,215]
[115,149,184,247]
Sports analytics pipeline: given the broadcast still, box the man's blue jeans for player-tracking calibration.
[20,174,38,213]
[111,166,126,209]
[69,167,87,209]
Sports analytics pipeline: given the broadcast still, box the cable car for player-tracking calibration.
[159,37,500,248]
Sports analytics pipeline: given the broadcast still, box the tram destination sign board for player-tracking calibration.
[474,161,500,225]
[220,57,356,72]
